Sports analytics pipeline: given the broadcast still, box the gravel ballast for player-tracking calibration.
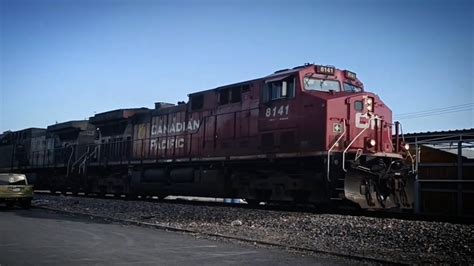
[33,194,473,263]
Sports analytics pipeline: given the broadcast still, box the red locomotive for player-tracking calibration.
[0,63,413,210]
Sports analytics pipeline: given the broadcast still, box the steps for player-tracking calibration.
[330,177,346,200]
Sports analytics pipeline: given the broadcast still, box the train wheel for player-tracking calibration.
[245,199,260,206]
[126,193,137,200]
[98,186,107,198]
[156,194,168,201]
[71,189,79,196]
[21,199,31,209]
[49,186,57,195]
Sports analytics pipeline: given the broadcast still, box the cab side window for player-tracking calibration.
[190,94,204,110]
[218,84,245,105]
[263,76,295,102]
[218,89,229,105]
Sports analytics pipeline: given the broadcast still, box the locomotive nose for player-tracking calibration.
[345,93,395,154]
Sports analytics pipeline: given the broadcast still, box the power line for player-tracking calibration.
[395,103,473,119]
[397,107,472,119]
[396,103,473,117]
[397,103,473,116]
[397,108,472,119]
[395,107,473,120]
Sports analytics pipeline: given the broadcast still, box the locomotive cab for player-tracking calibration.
[256,64,413,209]
[297,65,413,209]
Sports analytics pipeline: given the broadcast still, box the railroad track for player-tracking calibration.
[34,190,471,224]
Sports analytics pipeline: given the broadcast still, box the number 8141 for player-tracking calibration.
[265,105,289,118]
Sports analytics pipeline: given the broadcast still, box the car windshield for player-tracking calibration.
[0,174,27,185]
[304,77,340,92]
[343,83,362,92]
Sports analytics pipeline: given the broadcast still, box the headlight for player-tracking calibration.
[403,143,410,150]
[366,97,374,112]
[368,139,376,147]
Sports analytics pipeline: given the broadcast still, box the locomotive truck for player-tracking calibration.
[0,63,414,210]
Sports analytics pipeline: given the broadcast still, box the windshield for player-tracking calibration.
[304,77,340,92]
[343,83,362,92]
[0,174,27,185]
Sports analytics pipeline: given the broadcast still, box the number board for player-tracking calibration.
[344,70,357,80]
[265,104,290,120]
[316,65,335,75]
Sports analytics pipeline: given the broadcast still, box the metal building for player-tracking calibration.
[403,129,474,217]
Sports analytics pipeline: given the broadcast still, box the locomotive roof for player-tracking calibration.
[264,67,302,79]
[187,64,313,97]
[47,120,91,132]
[89,108,149,124]
[187,77,261,97]
[7,127,45,133]
[1,128,45,137]
[151,103,186,116]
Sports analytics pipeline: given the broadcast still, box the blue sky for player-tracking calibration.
[1,0,473,133]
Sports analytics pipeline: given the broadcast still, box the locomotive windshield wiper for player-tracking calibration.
[304,73,314,87]
[320,75,334,92]
[319,79,325,88]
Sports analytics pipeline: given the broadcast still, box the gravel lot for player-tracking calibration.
[32,194,473,264]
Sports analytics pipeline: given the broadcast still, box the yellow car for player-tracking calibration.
[0,173,34,209]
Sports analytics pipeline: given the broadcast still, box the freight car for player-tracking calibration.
[0,64,414,209]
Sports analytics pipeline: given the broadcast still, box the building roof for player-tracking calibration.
[403,128,474,143]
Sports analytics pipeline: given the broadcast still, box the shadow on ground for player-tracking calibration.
[0,206,112,225]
